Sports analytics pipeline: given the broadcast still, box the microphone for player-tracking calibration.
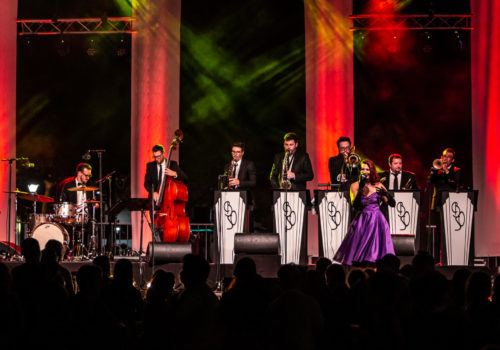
[360,174,367,181]
[20,157,34,167]
[82,151,91,160]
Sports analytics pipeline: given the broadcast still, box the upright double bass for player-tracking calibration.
[155,130,190,242]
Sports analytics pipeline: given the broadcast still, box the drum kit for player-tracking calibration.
[5,186,101,260]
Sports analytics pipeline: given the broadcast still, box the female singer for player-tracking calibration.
[334,159,395,265]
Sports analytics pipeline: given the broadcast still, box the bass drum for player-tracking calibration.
[31,223,69,251]
[29,213,53,231]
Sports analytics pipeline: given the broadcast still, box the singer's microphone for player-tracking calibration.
[360,174,367,181]
[82,151,91,161]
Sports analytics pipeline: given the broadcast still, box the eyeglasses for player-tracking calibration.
[339,147,350,151]
[82,174,92,178]
[232,151,242,154]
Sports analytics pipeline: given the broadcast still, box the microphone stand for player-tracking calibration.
[96,170,115,254]
[215,190,223,293]
[283,152,290,265]
[82,150,106,255]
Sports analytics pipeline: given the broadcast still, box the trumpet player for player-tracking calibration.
[223,142,256,189]
[379,153,418,190]
[328,136,360,190]
[428,147,461,209]
[270,132,314,191]
[427,147,461,263]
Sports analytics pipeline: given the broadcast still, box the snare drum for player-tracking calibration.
[54,202,76,224]
[31,223,69,250]
[29,213,53,231]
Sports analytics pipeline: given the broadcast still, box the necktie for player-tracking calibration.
[393,173,399,190]
[158,164,162,183]
[233,163,238,178]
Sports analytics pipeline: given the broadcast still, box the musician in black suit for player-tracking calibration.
[56,162,94,204]
[270,132,314,191]
[427,147,462,263]
[379,153,418,191]
[428,147,461,209]
[223,142,256,190]
[328,136,359,191]
[144,144,188,202]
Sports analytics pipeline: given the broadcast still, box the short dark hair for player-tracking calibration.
[443,147,456,158]
[388,153,402,165]
[337,136,351,148]
[152,144,165,153]
[75,162,92,174]
[283,132,298,143]
[232,142,245,152]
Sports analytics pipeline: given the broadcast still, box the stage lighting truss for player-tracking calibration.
[17,17,135,35]
[350,14,472,31]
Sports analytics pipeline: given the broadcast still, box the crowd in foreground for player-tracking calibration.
[1,238,500,350]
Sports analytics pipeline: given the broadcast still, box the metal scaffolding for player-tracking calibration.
[17,17,135,35]
[350,14,472,31]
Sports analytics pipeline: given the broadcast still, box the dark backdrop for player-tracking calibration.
[179,0,306,228]
[17,1,132,208]
[353,0,472,189]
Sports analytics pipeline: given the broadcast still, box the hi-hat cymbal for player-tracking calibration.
[67,186,99,192]
[85,200,102,204]
[4,190,29,195]
[18,193,55,203]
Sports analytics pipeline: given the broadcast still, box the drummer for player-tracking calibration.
[56,162,96,218]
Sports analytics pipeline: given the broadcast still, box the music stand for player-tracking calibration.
[108,198,154,289]
[108,198,152,256]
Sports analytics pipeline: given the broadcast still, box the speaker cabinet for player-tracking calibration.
[146,242,192,265]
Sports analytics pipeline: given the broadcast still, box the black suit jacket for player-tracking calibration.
[328,154,360,189]
[56,177,96,203]
[223,158,256,189]
[144,160,188,195]
[428,166,461,209]
[379,170,418,190]
[270,151,314,191]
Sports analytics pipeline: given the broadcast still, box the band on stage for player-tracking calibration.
[7,131,463,265]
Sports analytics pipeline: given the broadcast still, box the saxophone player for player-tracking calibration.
[270,132,314,191]
[223,142,256,190]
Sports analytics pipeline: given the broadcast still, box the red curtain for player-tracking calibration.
[305,0,354,256]
[0,1,17,243]
[472,0,500,256]
[131,0,182,250]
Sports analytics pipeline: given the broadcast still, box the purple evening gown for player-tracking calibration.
[334,192,395,265]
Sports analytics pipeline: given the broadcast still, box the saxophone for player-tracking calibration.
[225,160,236,189]
[280,151,292,190]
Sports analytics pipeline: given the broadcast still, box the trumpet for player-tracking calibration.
[432,158,443,170]
[346,146,361,168]
[280,151,292,190]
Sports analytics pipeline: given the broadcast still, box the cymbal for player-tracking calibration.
[4,190,29,195]
[18,193,55,203]
[85,200,102,204]
[67,186,99,192]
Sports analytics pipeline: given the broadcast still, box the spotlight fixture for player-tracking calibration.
[28,184,39,193]
[87,39,97,56]
[116,38,126,57]
[56,37,70,57]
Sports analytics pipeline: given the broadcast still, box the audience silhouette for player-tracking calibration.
[3,249,500,350]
